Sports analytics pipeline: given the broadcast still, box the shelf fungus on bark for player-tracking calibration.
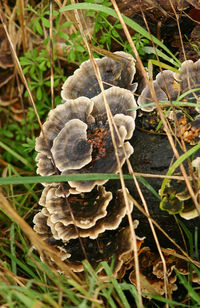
[61,51,137,101]
[33,210,143,274]
[137,59,200,113]
[35,87,136,192]
[129,247,196,296]
[39,185,112,232]
[46,188,133,241]
[160,156,200,219]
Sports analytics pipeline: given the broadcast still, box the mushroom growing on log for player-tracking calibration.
[35,86,137,192]
[61,51,137,100]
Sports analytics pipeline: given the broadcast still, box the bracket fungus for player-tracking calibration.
[48,188,133,241]
[129,247,195,296]
[137,59,200,113]
[33,209,143,275]
[61,51,137,101]
[35,86,136,192]
[160,155,200,220]
[38,185,112,231]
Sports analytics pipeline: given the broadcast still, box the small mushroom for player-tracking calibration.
[33,208,57,245]
[129,247,181,296]
[35,153,55,176]
[61,51,137,100]
[137,81,168,112]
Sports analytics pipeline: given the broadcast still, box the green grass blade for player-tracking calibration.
[0,173,133,185]
[0,141,33,169]
[138,176,161,200]
[60,3,181,67]
[144,48,181,68]
[12,291,37,307]
[0,248,38,279]
[175,270,200,303]
[101,261,131,308]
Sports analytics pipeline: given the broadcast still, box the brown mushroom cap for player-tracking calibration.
[61,51,136,100]
[52,188,134,241]
[41,185,112,229]
[129,247,180,295]
[33,210,142,274]
[51,119,92,171]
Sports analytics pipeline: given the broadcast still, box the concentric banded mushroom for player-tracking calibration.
[45,188,133,241]
[137,59,200,112]
[39,185,112,231]
[61,51,137,100]
[35,86,136,192]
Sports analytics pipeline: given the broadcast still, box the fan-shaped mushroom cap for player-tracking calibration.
[51,119,92,171]
[129,247,182,295]
[174,59,200,111]
[35,97,94,158]
[137,81,168,112]
[137,70,180,112]
[91,86,137,121]
[51,188,134,241]
[156,70,180,100]
[35,153,55,176]
[33,208,56,244]
[64,141,133,192]
[138,59,200,112]
[41,185,112,229]
[61,51,136,100]
[39,184,72,208]
[33,210,142,274]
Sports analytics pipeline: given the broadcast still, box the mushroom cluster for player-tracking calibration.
[34,52,144,275]
[160,156,200,219]
[138,59,200,114]
[129,246,200,296]
[137,59,200,220]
